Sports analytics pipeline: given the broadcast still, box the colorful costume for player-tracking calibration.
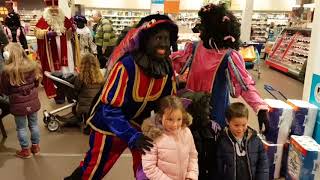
[66,15,178,180]
[35,5,77,98]
[172,41,268,127]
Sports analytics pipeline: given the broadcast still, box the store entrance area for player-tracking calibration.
[0,63,303,179]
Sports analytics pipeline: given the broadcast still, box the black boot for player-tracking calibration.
[64,167,83,180]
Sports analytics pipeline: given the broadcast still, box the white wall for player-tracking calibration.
[179,0,202,10]
[75,0,151,9]
[231,0,296,11]
[75,0,296,11]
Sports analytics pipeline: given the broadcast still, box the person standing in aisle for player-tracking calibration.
[0,22,9,68]
[0,43,42,158]
[172,3,270,133]
[65,14,178,179]
[91,10,117,68]
[74,15,97,57]
[3,12,28,50]
[217,102,269,180]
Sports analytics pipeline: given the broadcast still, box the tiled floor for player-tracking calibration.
[0,62,303,180]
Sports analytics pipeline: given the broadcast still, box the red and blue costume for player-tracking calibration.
[78,55,176,179]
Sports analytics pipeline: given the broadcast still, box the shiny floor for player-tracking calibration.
[0,62,303,180]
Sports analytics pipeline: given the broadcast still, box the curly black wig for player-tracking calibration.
[198,3,241,50]
[136,14,178,51]
[4,12,21,27]
[180,92,212,130]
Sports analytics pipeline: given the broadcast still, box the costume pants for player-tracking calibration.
[67,130,142,180]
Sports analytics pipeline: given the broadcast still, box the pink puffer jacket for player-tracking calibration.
[141,116,198,180]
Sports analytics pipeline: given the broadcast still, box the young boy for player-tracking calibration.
[216,102,269,180]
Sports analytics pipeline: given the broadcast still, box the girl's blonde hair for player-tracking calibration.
[78,53,104,86]
[157,95,192,127]
[3,43,42,86]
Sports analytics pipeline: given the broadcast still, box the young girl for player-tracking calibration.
[217,102,269,180]
[74,53,104,125]
[141,95,198,180]
[0,43,42,158]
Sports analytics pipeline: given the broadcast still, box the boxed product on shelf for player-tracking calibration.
[287,99,318,136]
[287,135,320,180]
[259,135,284,179]
[264,99,294,144]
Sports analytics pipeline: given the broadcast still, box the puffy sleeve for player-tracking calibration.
[227,50,268,113]
[186,128,199,180]
[97,61,142,148]
[170,41,194,75]
[142,142,172,180]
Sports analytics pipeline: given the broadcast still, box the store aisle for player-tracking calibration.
[0,62,303,180]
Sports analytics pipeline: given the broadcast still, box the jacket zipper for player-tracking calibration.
[226,132,237,180]
[246,137,253,180]
[175,134,183,179]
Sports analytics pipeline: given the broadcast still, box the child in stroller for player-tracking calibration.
[180,92,221,180]
[43,53,104,132]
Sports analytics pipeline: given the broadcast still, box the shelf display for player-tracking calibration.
[234,12,289,43]
[266,27,311,78]
[19,9,42,36]
[84,8,150,35]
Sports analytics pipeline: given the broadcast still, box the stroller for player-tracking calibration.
[42,71,81,132]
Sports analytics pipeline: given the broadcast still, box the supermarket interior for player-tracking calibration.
[0,0,320,180]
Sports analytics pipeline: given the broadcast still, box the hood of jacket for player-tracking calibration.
[141,115,164,140]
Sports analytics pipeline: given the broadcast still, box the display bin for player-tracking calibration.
[287,135,320,180]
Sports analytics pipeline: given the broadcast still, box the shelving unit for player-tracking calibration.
[234,12,289,43]
[19,9,42,36]
[84,8,150,35]
[266,27,311,78]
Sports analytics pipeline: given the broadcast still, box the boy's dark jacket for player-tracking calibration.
[217,127,269,180]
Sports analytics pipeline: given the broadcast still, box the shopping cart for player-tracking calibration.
[239,41,263,79]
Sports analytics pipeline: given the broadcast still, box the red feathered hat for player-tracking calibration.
[44,0,58,6]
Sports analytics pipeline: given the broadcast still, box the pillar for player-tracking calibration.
[303,0,320,101]
[240,0,254,42]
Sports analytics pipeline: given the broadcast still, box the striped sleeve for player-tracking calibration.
[100,62,129,107]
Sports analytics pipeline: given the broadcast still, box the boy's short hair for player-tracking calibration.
[225,102,248,122]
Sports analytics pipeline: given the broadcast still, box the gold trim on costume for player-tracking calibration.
[110,66,127,106]
[132,63,168,102]
[132,78,154,119]
[89,134,107,179]
[101,64,122,103]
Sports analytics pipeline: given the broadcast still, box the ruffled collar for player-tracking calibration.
[134,52,173,79]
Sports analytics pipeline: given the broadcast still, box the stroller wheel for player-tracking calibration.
[47,119,60,132]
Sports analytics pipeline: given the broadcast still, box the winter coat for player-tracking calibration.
[141,116,199,180]
[94,18,117,48]
[73,76,103,117]
[216,127,269,180]
[0,61,41,116]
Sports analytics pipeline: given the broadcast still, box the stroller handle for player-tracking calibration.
[44,71,75,89]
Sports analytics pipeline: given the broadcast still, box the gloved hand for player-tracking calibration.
[258,110,269,134]
[134,134,153,155]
